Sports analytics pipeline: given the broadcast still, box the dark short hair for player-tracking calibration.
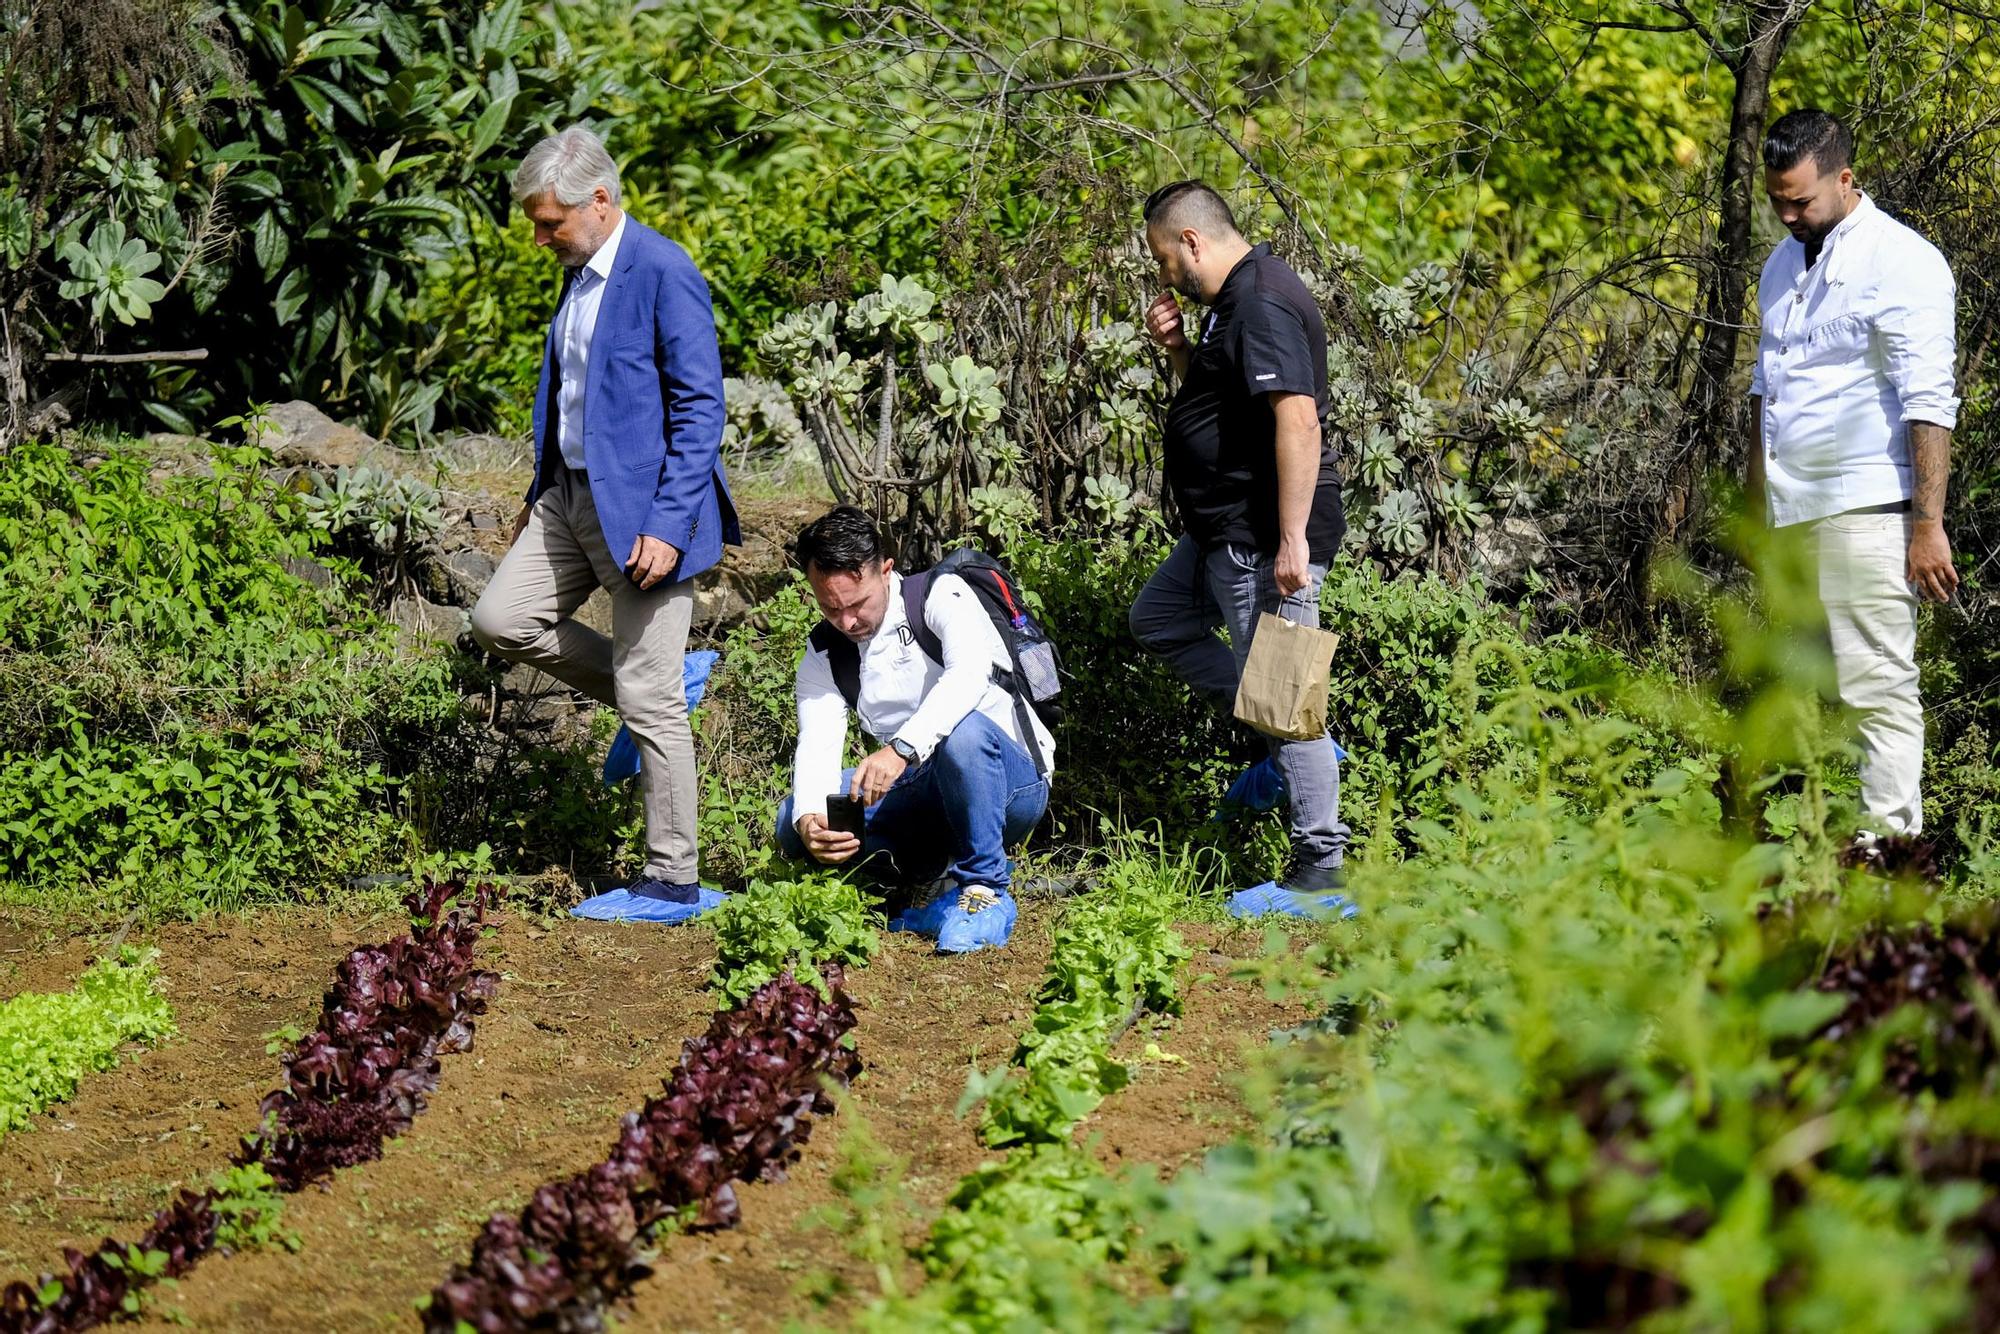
[793,505,883,576]
[1763,110,1853,176]
[1143,180,1240,238]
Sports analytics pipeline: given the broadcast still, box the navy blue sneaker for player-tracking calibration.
[572,876,727,924]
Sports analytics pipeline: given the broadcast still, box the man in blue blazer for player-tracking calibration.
[470,126,739,923]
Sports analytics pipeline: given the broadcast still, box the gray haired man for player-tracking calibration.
[469,126,739,922]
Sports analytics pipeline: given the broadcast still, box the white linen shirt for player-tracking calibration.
[1750,193,1959,528]
[791,571,1056,824]
[553,211,629,472]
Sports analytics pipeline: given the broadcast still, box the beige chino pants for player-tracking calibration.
[469,467,699,881]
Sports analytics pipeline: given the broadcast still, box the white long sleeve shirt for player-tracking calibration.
[553,211,628,471]
[791,572,1056,823]
[1750,193,1960,528]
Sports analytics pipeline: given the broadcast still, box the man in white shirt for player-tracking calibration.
[1750,109,1961,837]
[777,507,1055,953]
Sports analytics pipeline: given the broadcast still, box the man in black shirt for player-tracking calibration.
[1128,179,1353,917]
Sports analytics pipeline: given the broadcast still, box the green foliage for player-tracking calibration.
[856,1143,1126,1334]
[973,859,1192,1148]
[58,220,167,326]
[300,465,445,555]
[5,0,586,440]
[0,948,176,1138]
[206,1162,299,1254]
[0,440,463,910]
[706,873,881,1007]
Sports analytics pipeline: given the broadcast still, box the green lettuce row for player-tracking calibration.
[0,947,175,1139]
[971,871,1191,1147]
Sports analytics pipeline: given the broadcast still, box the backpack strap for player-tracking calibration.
[807,622,861,713]
[900,570,940,664]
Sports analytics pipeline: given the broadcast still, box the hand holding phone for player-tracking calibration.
[824,793,865,838]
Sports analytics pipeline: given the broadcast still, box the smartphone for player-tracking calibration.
[825,793,865,839]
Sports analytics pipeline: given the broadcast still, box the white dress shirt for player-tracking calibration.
[1750,193,1959,528]
[791,572,1056,823]
[554,211,628,472]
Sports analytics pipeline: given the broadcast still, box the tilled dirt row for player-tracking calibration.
[0,906,1296,1332]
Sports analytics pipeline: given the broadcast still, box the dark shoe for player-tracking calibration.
[1280,862,1345,894]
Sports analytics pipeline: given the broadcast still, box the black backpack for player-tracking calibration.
[806,549,1062,775]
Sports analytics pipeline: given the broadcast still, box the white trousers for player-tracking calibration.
[1811,510,1924,835]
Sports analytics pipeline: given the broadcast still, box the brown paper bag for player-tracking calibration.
[1233,612,1340,741]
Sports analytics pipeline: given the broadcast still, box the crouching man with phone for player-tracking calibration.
[776,506,1056,954]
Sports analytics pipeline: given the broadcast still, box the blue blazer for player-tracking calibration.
[528,217,739,584]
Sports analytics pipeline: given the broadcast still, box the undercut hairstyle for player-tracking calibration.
[1143,180,1241,239]
[793,505,884,576]
[1763,110,1854,177]
[511,126,623,207]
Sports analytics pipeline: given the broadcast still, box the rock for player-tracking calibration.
[1472,515,1552,587]
[259,401,376,470]
[416,547,497,608]
[387,594,467,644]
[693,572,753,632]
[468,510,500,532]
[281,555,336,590]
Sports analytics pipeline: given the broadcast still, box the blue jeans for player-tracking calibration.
[776,711,1048,891]
[1128,535,1350,873]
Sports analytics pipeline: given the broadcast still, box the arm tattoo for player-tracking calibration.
[1909,420,1952,525]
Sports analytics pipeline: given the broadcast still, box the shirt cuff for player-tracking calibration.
[1902,397,1960,431]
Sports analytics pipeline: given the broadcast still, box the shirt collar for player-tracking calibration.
[579,210,628,284]
[1793,191,1873,271]
[870,570,908,644]
[1213,242,1270,305]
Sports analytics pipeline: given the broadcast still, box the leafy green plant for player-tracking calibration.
[0,440,469,911]
[706,874,881,1006]
[56,221,167,326]
[0,947,175,1138]
[970,861,1192,1147]
[205,1163,298,1255]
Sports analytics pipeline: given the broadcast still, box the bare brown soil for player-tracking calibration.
[0,906,1298,1333]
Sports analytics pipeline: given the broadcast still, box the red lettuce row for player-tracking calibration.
[0,1184,222,1334]
[243,879,501,1188]
[424,968,860,1333]
[0,881,499,1334]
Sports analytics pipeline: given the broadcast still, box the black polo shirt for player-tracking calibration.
[1162,243,1344,561]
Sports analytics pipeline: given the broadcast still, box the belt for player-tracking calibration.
[1848,499,1911,515]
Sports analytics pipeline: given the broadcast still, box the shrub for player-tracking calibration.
[0,441,470,908]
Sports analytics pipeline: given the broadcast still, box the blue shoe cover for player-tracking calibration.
[890,885,1018,952]
[1217,743,1348,817]
[937,890,1018,954]
[571,883,728,924]
[1226,881,1359,921]
[1220,757,1287,813]
[888,885,958,940]
[602,651,719,785]
[603,725,643,785]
